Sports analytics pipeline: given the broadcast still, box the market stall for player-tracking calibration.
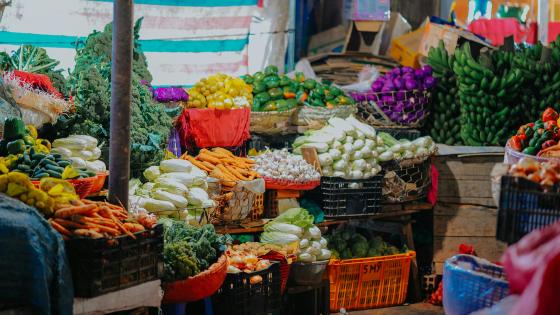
[3,0,560,314]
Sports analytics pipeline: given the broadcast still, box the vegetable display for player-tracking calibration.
[293,115,436,179]
[326,225,408,259]
[294,72,354,108]
[242,65,298,112]
[0,172,56,216]
[48,199,150,240]
[453,43,522,146]
[151,86,189,104]
[225,243,273,275]
[160,218,230,281]
[129,158,214,219]
[359,65,434,125]
[51,135,106,173]
[62,19,172,175]
[180,148,259,190]
[508,108,560,156]
[260,207,331,262]
[0,118,96,180]
[253,149,320,182]
[426,40,462,145]
[186,73,253,109]
[508,158,560,187]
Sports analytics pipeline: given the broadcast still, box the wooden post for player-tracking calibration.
[108,0,133,208]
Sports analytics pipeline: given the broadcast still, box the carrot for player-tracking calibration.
[217,164,240,181]
[69,199,84,206]
[110,215,136,239]
[228,166,249,181]
[198,153,221,165]
[212,148,235,157]
[123,222,145,233]
[50,219,72,236]
[54,218,88,230]
[186,156,211,172]
[74,229,103,239]
[55,204,97,219]
[86,223,120,235]
[81,216,119,228]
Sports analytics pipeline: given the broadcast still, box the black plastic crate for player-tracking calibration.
[381,158,432,203]
[318,175,383,218]
[65,224,164,297]
[213,262,281,315]
[497,176,560,244]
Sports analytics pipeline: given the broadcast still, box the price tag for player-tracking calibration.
[360,262,382,281]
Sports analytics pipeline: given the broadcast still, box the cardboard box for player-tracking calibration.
[419,22,493,57]
[389,26,424,68]
[308,25,347,56]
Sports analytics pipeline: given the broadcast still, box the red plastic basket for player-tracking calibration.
[263,177,320,190]
[31,175,99,199]
[259,251,295,294]
[162,254,228,303]
[89,172,108,195]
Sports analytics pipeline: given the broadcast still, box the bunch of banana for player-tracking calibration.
[426,40,462,145]
[514,42,560,121]
[453,42,523,146]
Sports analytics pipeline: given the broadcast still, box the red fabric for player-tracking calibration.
[502,221,560,315]
[12,70,63,99]
[177,107,251,149]
[458,244,476,256]
[550,22,560,44]
[427,164,438,206]
[264,177,320,190]
[468,18,537,45]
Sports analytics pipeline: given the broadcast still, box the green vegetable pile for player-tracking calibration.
[61,18,172,176]
[326,226,407,260]
[242,65,298,112]
[514,40,560,122]
[426,41,462,145]
[242,67,354,112]
[454,42,523,146]
[160,218,230,281]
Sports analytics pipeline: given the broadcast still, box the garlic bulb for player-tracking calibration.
[254,149,320,181]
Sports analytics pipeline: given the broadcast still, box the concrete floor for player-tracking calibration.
[342,303,444,315]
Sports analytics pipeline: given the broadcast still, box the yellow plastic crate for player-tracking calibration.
[390,28,424,68]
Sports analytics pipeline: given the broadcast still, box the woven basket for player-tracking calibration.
[352,89,430,128]
[294,105,356,130]
[31,175,99,199]
[162,254,228,303]
[211,184,258,224]
[381,156,433,203]
[250,108,297,135]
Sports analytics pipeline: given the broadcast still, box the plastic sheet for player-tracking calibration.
[443,255,509,315]
[0,194,73,315]
[502,220,560,315]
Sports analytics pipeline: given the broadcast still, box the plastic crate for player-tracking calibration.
[213,262,281,315]
[381,157,432,203]
[251,193,264,221]
[497,175,560,244]
[65,224,164,297]
[443,255,509,315]
[328,251,415,312]
[319,175,383,218]
[389,28,423,68]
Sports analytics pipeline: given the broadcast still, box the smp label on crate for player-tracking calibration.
[360,261,383,281]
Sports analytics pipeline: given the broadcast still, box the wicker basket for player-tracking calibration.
[31,175,100,199]
[381,156,432,203]
[250,108,297,136]
[294,105,356,130]
[352,89,430,128]
[163,254,228,304]
[211,180,265,224]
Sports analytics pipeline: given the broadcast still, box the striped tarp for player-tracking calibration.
[0,0,264,87]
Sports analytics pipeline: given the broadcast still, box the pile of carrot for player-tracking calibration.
[180,148,259,190]
[48,199,147,240]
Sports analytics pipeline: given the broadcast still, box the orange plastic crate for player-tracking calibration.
[328,251,415,312]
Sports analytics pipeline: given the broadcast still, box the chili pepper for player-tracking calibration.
[545,120,558,131]
[542,140,557,150]
[510,135,523,151]
[542,107,559,122]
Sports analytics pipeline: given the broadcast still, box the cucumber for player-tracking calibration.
[52,153,62,159]
[45,170,62,178]
[17,164,30,171]
[34,172,49,179]
[84,170,97,177]
[45,164,65,173]
[57,161,71,167]
[32,153,46,162]
[42,159,58,167]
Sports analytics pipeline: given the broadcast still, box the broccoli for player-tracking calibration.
[63,18,172,174]
[163,240,200,281]
[367,247,381,258]
[351,233,368,245]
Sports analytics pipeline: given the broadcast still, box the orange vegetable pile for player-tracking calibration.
[48,199,155,239]
[509,157,560,187]
[180,148,259,190]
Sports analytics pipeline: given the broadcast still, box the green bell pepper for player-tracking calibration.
[264,76,280,89]
[279,75,292,87]
[255,92,270,104]
[252,81,266,94]
[303,79,317,90]
[268,88,283,100]
[7,139,25,155]
[264,65,279,76]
